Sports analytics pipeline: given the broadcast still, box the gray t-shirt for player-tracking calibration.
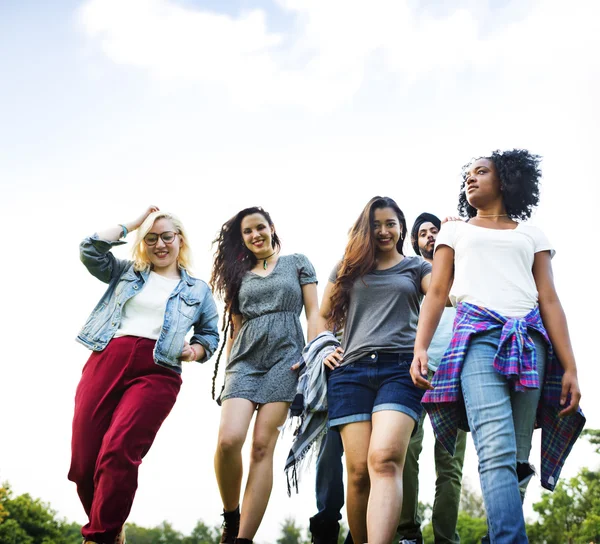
[329,256,432,366]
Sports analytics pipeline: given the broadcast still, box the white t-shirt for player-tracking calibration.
[114,271,180,340]
[435,221,555,318]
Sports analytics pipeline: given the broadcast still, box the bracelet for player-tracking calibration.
[118,224,128,239]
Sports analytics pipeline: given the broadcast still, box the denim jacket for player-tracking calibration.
[76,235,220,374]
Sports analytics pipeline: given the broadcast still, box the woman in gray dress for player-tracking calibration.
[210,206,319,544]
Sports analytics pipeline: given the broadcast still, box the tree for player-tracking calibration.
[582,429,600,454]
[276,517,308,544]
[459,479,486,518]
[182,520,221,544]
[526,467,600,544]
[0,482,77,544]
[526,428,600,544]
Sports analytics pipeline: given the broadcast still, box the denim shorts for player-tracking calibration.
[327,352,424,428]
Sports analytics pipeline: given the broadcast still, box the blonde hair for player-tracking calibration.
[132,211,193,272]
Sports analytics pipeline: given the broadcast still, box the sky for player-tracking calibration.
[1,0,599,542]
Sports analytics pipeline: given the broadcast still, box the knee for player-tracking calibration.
[347,461,370,493]
[368,448,402,477]
[478,444,516,475]
[217,432,245,456]
[250,438,274,464]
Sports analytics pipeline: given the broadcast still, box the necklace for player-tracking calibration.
[261,251,277,270]
[477,213,508,218]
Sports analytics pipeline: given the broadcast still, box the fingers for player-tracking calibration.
[558,386,581,417]
[323,347,344,370]
[179,343,195,362]
[410,357,434,390]
[558,373,581,417]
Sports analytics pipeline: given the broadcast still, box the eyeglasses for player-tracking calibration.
[144,231,179,246]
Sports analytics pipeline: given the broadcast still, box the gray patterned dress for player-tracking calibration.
[220,254,317,404]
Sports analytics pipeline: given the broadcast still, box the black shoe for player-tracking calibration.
[234,539,252,544]
[309,516,340,544]
[220,506,240,544]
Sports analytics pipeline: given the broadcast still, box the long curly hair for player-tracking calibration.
[209,206,281,399]
[327,196,407,330]
[458,149,542,220]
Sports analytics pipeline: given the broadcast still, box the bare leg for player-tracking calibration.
[214,398,256,511]
[238,401,290,540]
[340,421,372,544]
[366,411,414,544]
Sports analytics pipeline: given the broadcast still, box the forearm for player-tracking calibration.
[306,313,320,342]
[315,314,333,335]
[539,298,577,372]
[96,223,132,242]
[96,205,159,242]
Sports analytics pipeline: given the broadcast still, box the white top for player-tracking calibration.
[435,221,555,318]
[114,271,180,340]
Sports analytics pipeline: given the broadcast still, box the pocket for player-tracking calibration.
[178,293,200,320]
[398,359,412,369]
[330,362,354,377]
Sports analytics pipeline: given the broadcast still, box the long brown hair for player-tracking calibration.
[209,206,281,399]
[328,196,407,330]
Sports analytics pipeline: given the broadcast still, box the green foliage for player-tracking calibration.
[459,480,486,519]
[525,428,600,543]
[582,429,600,455]
[276,517,310,544]
[0,482,77,544]
[526,467,600,544]
[183,519,222,544]
[421,512,487,544]
[124,520,221,543]
[338,522,350,544]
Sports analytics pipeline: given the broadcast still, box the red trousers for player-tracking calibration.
[68,336,182,544]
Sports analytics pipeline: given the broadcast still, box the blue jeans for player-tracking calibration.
[309,428,353,544]
[461,329,546,543]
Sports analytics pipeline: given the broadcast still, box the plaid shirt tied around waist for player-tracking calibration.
[423,302,585,491]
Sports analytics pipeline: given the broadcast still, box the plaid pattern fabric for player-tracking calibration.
[423,302,585,491]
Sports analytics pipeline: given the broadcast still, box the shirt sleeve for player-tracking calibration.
[328,261,341,283]
[530,226,556,258]
[434,220,457,252]
[190,286,220,362]
[295,254,318,285]
[420,258,432,279]
[80,234,131,284]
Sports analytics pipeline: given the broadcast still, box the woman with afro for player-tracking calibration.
[410,149,584,543]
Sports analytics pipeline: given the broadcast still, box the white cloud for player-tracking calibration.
[78,0,600,110]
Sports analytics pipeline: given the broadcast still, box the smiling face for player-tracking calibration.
[464,158,502,210]
[417,221,439,260]
[240,212,275,258]
[145,217,181,274]
[372,207,402,254]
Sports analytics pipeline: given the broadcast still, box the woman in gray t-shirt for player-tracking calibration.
[319,196,431,544]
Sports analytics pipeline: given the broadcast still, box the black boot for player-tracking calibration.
[309,517,340,544]
[220,506,240,544]
[234,539,253,544]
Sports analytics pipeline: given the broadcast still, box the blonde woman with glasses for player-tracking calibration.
[68,206,220,544]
